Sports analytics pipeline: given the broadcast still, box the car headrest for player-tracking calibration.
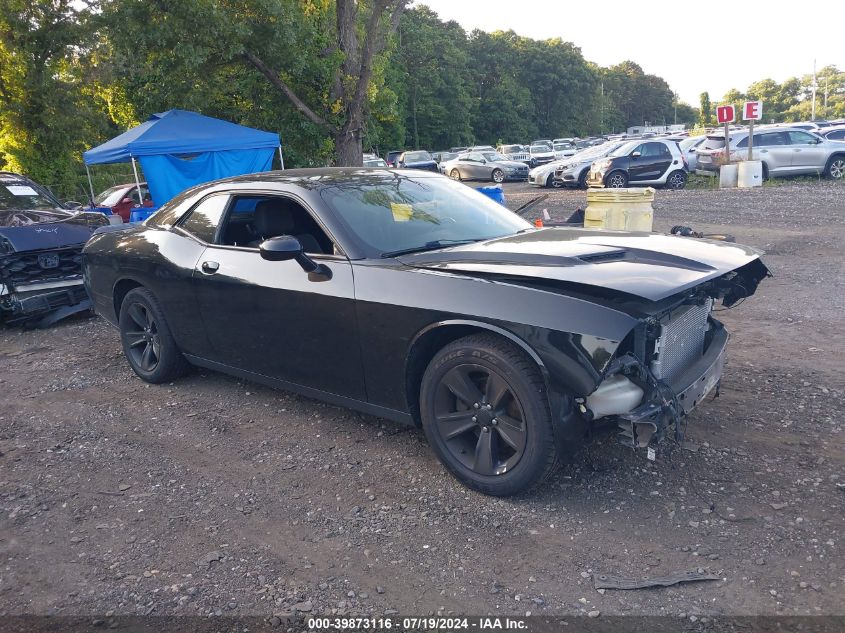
[254,199,295,237]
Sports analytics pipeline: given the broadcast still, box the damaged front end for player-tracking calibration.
[580,257,769,452]
[0,211,108,327]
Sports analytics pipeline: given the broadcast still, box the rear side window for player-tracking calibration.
[787,131,817,145]
[700,136,726,151]
[179,195,229,243]
[828,129,845,140]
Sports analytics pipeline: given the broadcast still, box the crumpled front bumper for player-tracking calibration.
[1,277,90,326]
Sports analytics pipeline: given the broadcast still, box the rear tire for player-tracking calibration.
[449,169,462,181]
[825,155,845,179]
[666,170,687,190]
[576,169,588,189]
[606,170,628,188]
[419,334,559,496]
[119,287,190,384]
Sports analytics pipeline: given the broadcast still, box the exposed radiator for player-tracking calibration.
[650,299,712,384]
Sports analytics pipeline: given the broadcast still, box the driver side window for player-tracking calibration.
[218,195,336,255]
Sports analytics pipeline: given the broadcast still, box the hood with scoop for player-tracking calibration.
[396,227,769,303]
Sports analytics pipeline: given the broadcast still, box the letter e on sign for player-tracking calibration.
[716,105,735,124]
[743,101,763,121]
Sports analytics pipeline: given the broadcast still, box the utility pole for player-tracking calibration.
[600,81,604,134]
[811,59,817,121]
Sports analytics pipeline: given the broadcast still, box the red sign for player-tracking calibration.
[716,105,736,124]
[743,100,763,121]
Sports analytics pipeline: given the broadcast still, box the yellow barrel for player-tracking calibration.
[584,187,655,231]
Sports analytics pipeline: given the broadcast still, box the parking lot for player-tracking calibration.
[1,180,843,622]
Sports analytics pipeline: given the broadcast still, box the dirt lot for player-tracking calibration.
[1,181,843,623]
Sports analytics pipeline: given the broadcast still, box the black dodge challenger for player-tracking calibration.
[83,169,768,495]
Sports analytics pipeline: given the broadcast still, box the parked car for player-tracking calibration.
[678,135,706,173]
[552,142,577,160]
[587,139,688,189]
[92,182,152,222]
[449,146,468,153]
[363,156,388,167]
[531,139,553,149]
[442,151,529,182]
[550,141,627,189]
[817,125,845,142]
[527,143,556,168]
[385,150,403,167]
[432,151,458,164]
[496,144,530,163]
[83,168,769,495]
[1,171,108,327]
[695,128,845,180]
[395,150,439,172]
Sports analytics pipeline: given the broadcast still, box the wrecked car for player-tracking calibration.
[1,172,108,327]
[82,169,769,496]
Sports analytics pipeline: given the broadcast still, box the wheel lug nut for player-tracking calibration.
[473,403,480,409]
[482,426,490,433]
[472,416,477,422]
[492,419,498,425]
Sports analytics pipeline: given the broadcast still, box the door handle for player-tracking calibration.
[201,261,219,274]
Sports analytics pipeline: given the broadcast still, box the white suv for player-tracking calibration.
[695,128,845,180]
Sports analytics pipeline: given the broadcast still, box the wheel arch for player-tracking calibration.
[112,278,144,322]
[404,320,551,428]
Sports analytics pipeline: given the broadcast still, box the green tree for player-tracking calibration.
[100,0,407,166]
[699,91,712,125]
[394,7,473,150]
[0,0,110,198]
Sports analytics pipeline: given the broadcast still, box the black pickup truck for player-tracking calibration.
[1,172,107,327]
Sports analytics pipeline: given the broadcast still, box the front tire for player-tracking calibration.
[545,173,555,188]
[666,170,687,190]
[449,168,462,181]
[576,169,588,189]
[492,169,505,183]
[119,287,189,384]
[605,170,628,188]
[826,155,845,179]
[419,334,558,496]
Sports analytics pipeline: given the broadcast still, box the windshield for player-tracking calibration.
[530,145,549,153]
[501,145,521,153]
[403,151,432,162]
[364,158,388,167]
[319,174,531,257]
[577,141,623,160]
[0,181,61,211]
[94,185,132,206]
[609,141,640,157]
[482,152,508,162]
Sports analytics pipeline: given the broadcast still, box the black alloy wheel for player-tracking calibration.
[124,301,160,373]
[433,364,527,476]
[420,334,559,496]
[119,287,190,383]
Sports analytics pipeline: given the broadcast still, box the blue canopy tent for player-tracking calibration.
[83,110,282,215]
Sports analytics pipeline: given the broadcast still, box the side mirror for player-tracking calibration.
[631,151,642,158]
[259,235,331,278]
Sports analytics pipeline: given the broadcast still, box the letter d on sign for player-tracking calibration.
[717,105,735,124]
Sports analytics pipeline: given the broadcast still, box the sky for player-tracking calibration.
[414,0,842,106]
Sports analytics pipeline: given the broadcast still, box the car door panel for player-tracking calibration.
[787,131,827,172]
[192,248,365,400]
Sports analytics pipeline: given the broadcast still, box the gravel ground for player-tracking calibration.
[1,181,843,624]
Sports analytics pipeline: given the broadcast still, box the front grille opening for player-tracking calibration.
[0,247,83,285]
[649,299,712,384]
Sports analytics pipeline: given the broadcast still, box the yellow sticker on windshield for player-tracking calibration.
[390,202,413,222]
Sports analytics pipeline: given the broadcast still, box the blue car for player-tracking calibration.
[395,150,439,173]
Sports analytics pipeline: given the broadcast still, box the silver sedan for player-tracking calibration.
[442,151,529,183]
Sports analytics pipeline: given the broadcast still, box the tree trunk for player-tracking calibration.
[335,124,363,166]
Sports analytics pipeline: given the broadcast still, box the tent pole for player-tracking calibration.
[85,164,96,206]
[130,156,142,197]
[278,145,285,171]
